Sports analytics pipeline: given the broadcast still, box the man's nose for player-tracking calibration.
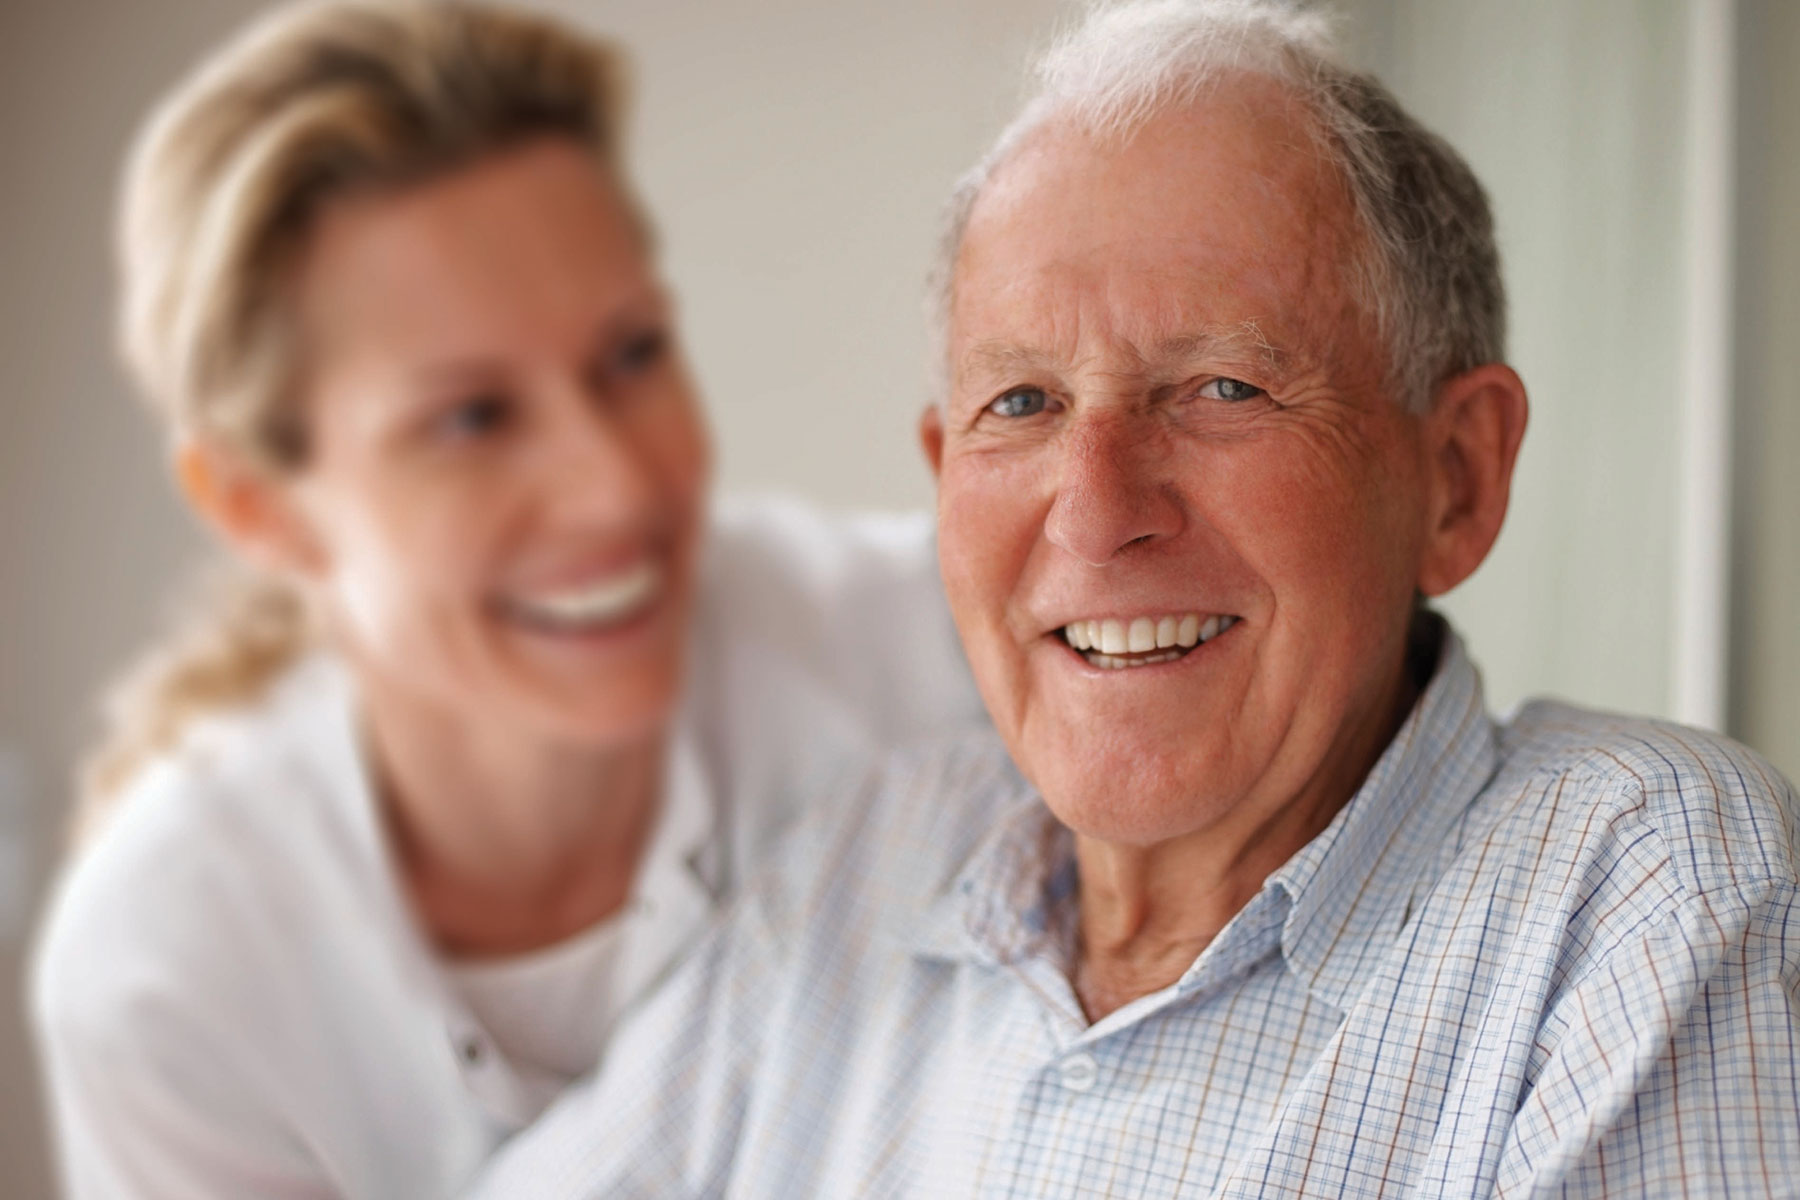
[1043,410,1184,566]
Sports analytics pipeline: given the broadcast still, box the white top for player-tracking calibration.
[444,734,717,1112]
[30,496,988,1200]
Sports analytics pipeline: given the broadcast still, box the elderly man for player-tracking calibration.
[472,2,1800,1196]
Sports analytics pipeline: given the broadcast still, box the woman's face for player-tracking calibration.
[278,139,710,749]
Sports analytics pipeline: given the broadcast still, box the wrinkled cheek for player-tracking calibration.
[934,473,990,620]
[1213,449,1419,611]
[935,458,1039,714]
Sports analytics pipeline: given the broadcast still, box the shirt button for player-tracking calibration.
[1058,1053,1099,1093]
[454,1033,486,1067]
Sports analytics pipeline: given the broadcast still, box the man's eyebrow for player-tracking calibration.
[959,340,1060,375]
[1149,323,1288,372]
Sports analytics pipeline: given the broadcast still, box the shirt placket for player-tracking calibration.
[978,886,1293,1196]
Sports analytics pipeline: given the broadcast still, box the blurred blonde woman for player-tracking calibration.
[28,1,982,1195]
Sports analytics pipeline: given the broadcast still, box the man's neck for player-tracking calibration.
[358,679,665,960]
[1071,781,1343,1021]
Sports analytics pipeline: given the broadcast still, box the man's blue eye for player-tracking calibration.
[1201,377,1264,403]
[987,387,1048,418]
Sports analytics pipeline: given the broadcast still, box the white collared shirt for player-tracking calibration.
[30,496,988,1199]
[446,735,718,1112]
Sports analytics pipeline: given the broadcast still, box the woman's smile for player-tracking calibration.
[500,558,665,635]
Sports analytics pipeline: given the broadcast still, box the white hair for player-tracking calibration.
[928,0,1506,413]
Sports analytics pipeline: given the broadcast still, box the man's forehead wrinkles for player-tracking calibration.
[959,320,1290,378]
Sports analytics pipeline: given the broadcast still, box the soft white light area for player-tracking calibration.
[1671,0,1735,731]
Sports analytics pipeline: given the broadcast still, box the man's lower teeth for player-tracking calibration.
[1083,650,1185,669]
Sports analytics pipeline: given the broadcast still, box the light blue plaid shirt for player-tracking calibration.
[472,627,1800,1198]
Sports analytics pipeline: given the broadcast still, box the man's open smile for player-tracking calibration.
[1057,612,1241,669]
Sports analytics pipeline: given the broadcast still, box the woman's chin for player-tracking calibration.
[483,588,692,736]
[511,667,684,751]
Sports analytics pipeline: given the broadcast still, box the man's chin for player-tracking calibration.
[1033,754,1239,849]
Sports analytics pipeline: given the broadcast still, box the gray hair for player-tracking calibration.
[928,0,1505,413]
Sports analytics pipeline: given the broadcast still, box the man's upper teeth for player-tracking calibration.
[517,562,660,625]
[1061,613,1235,654]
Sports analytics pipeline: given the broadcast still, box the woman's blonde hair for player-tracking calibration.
[83,0,635,825]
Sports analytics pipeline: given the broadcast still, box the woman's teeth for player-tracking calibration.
[1061,613,1238,669]
[511,561,662,630]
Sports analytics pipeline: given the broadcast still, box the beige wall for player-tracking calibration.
[1,1,1793,1196]
[1,4,232,1193]
[548,0,1084,512]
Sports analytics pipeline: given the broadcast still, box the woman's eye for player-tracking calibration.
[986,387,1049,419]
[1198,377,1264,403]
[436,393,513,440]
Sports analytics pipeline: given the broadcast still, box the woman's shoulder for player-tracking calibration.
[72,651,363,870]
[697,494,986,737]
[33,654,373,1036]
[704,493,940,615]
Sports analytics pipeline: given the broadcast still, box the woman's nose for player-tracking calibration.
[1042,411,1185,566]
[539,387,666,525]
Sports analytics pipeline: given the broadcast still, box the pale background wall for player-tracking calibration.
[1351,0,1691,725]
[1,1,1793,1194]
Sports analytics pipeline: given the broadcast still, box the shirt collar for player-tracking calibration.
[649,720,723,901]
[310,655,722,903]
[315,653,725,1126]
[1268,617,1499,1012]
[910,785,1064,966]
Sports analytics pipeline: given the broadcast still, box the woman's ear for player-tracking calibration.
[1415,364,1529,597]
[174,439,326,578]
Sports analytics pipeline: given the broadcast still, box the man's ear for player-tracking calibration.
[918,404,945,479]
[1416,364,1528,597]
[175,439,326,578]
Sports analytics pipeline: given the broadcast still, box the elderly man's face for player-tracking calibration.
[929,84,1441,846]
